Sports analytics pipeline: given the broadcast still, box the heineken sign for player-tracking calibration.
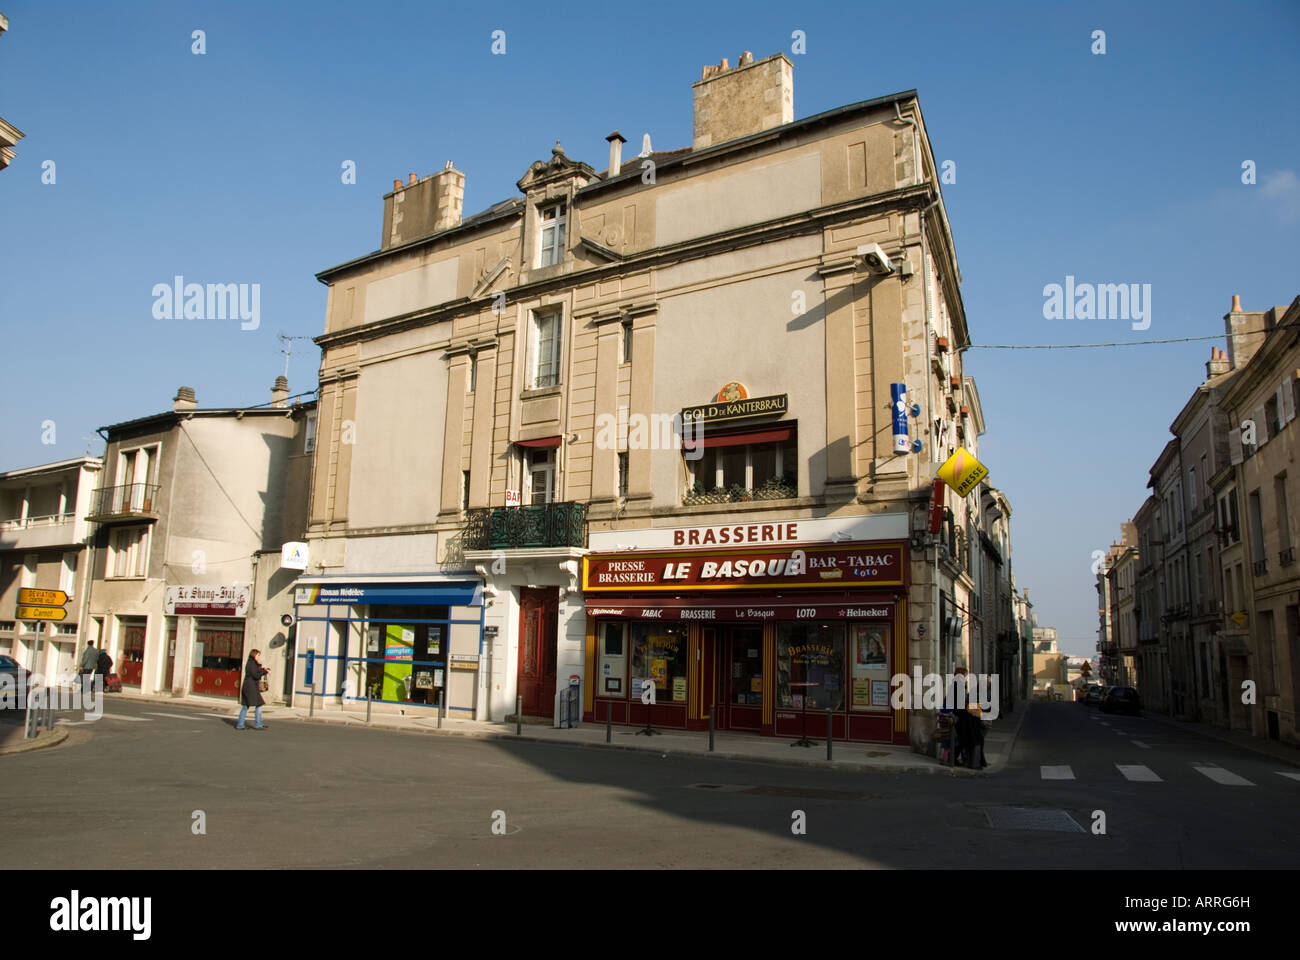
[681,393,788,426]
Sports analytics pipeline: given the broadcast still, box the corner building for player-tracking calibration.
[308,52,984,747]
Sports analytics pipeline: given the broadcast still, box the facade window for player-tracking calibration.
[1189,467,1197,511]
[777,622,846,711]
[1200,454,1208,501]
[60,551,77,599]
[529,308,563,389]
[1266,395,1280,434]
[1275,474,1291,553]
[1247,489,1265,566]
[537,202,567,267]
[462,470,471,512]
[525,449,556,505]
[686,437,797,502]
[617,452,628,498]
[304,410,317,453]
[469,355,477,393]
[109,526,150,578]
[621,320,633,364]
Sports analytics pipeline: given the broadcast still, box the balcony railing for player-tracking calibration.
[1253,558,1268,576]
[0,512,74,530]
[86,483,160,521]
[1280,547,1296,568]
[463,501,587,550]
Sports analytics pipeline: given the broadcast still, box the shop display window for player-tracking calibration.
[362,605,449,704]
[630,623,688,703]
[850,622,892,710]
[776,623,845,712]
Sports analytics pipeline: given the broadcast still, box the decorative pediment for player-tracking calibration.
[516,141,596,193]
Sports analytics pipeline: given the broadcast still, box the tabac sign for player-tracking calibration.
[681,381,787,426]
[583,542,907,592]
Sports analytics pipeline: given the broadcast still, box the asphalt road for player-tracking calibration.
[3,697,1297,868]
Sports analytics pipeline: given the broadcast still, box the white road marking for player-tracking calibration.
[1041,765,1075,780]
[1193,764,1254,786]
[1117,764,1162,782]
[1276,772,1300,782]
[98,713,151,722]
[1131,740,1150,749]
[143,711,208,721]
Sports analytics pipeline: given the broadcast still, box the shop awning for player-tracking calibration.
[686,423,795,450]
[516,436,563,448]
[585,592,897,622]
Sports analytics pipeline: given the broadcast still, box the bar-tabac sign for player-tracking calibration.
[583,542,906,592]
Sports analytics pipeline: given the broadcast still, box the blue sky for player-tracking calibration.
[1,1,1297,654]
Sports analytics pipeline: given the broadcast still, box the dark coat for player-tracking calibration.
[241,655,269,707]
[96,651,113,675]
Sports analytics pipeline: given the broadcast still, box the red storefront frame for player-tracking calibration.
[191,667,241,697]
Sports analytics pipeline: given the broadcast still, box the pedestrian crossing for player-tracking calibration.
[1036,762,1300,786]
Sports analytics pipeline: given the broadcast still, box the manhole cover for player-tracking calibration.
[865,751,891,757]
[984,806,1084,833]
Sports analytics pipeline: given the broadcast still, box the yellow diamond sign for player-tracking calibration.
[937,447,989,497]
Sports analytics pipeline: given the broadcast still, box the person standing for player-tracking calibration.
[237,649,269,730]
[77,640,98,694]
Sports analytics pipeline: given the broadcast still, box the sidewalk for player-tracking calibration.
[0,713,69,756]
[110,690,1028,776]
[1142,710,1300,769]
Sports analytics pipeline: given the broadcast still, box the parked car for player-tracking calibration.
[0,655,32,703]
[1100,685,1141,715]
[1082,684,1105,706]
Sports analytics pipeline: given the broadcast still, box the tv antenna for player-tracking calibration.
[277,332,314,383]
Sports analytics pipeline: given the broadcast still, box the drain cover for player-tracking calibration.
[984,806,1085,833]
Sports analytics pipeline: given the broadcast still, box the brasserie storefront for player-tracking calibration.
[581,521,911,744]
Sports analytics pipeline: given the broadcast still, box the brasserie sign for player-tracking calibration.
[681,393,787,426]
[583,542,906,592]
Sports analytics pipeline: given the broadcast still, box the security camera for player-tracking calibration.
[857,242,895,276]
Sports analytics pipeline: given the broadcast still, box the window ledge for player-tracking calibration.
[521,386,562,400]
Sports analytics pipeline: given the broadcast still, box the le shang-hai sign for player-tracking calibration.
[582,542,906,592]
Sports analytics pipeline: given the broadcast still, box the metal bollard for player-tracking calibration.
[308,681,316,718]
[516,695,522,735]
[366,686,373,724]
[708,710,715,752]
[438,689,444,729]
[825,708,833,761]
[605,700,612,743]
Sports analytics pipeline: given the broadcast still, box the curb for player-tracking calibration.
[0,727,69,757]
[1141,710,1300,770]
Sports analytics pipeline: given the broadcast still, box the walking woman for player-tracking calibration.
[237,648,270,730]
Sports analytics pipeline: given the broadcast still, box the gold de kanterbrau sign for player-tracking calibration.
[681,393,788,426]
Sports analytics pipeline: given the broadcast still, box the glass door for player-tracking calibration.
[726,627,764,730]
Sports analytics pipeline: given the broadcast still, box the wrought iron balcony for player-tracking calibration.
[1280,546,1296,568]
[86,483,160,522]
[1253,558,1268,576]
[463,501,587,550]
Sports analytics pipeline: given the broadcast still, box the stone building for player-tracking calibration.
[0,14,23,172]
[301,51,998,748]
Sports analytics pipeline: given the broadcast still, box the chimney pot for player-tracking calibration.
[606,130,626,177]
[173,386,197,412]
[409,172,418,185]
[393,178,402,191]
[1231,294,1242,313]
[271,376,289,408]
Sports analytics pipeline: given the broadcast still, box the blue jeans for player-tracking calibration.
[236,705,263,728]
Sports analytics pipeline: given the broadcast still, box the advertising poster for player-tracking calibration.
[852,678,871,707]
[651,658,668,690]
[872,680,889,706]
[851,623,890,709]
[383,623,414,701]
[673,676,686,701]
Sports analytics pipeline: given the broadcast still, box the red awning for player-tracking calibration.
[687,424,795,450]
[515,436,562,448]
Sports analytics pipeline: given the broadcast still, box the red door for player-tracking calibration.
[517,587,558,717]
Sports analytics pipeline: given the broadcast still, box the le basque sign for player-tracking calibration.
[582,542,907,592]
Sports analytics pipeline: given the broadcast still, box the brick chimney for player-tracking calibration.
[1206,346,1230,378]
[382,162,466,249]
[692,51,793,150]
[271,376,289,408]
[605,131,627,177]
[173,386,197,411]
[1224,294,1268,370]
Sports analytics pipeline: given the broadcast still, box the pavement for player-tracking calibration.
[0,712,68,755]
[48,688,1030,775]
[1141,708,1300,768]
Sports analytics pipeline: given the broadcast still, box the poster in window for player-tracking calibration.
[673,676,686,701]
[856,626,887,666]
[428,626,442,656]
[650,658,668,690]
[872,680,889,706]
[605,677,622,694]
[852,678,871,707]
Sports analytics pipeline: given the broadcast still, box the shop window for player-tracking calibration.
[631,623,688,703]
[362,606,449,704]
[686,437,797,503]
[776,622,846,712]
[849,623,892,711]
[598,621,627,698]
